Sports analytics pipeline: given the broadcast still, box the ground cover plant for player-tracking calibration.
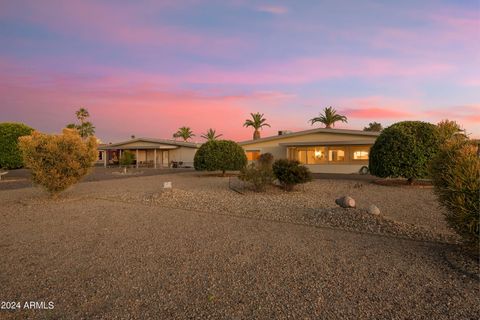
[18,128,97,196]
[194,140,247,176]
[0,122,34,169]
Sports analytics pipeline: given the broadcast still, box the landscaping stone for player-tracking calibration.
[335,196,356,208]
[368,204,381,216]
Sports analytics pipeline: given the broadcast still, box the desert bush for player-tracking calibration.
[194,140,247,175]
[0,122,34,169]
[272,159,312,191]
[120,150,135,167]
[18,129,98,196]
[239,154,275,192]
[369,121,440,183]
[257,152,274,168]
[430,136,479,251]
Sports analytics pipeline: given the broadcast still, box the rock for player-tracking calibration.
[368,204,380,216]
[335,196,356,208]
[163,181,172,189]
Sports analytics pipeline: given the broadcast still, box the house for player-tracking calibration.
[97,138,200,168]
[239,128,380,174]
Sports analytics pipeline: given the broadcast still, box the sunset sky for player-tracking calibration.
[1,0,479,142]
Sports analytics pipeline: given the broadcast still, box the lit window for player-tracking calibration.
[246,151,260,161]
[307,147,327,164]
[328,147,345,162]
[351,146,370,160]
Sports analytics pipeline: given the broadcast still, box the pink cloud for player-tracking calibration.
[256,5,288,15]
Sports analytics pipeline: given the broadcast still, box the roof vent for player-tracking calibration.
[278,130,292,136]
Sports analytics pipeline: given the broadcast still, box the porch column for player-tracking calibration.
[119,149,122,167]
[104,150,107,167]
[154,149,157,169]
[136,149,139,168]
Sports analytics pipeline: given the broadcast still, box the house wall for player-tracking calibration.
[168,147,197,167]
[241,132,377,174]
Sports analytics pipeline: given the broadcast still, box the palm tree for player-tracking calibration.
[201,128,223,141]
[243,112,270,140]
[173,127,195,142]
[309,107,348,128]
[75,108,90,125]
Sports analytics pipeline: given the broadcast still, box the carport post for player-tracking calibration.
[136,149,139,168]
[154,149,157,169]
[104,150,107,167]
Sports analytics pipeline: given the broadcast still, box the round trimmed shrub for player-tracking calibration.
[369,121,440,182]
[194,140,247,175]
[18,129,98,196]
[272,159,312,191]
[0,122,34,169]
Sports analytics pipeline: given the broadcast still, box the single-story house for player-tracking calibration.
[97,138,200,168]
[239,128,380,174]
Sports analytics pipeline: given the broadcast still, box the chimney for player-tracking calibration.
[278,130,292,136]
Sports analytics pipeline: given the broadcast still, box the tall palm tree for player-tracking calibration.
[243,112,270,140]
[309,107,348,128]
[201,128,223,141]
[75,108,90,125]
[173,127,195,142]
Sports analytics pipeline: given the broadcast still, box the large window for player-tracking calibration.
[328,147,346,162]
[246,150,260,161]
[350,146,370,160]
[307,147,327,164]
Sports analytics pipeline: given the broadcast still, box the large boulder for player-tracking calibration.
[335,196,356,208]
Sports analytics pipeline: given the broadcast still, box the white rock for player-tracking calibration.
[368,204,381,215]
[163,181,172,189]
[335,196,356,208]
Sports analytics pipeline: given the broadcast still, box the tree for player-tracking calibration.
[436,119,464,143]
[369,121,440,184]
[243,113,270,140]
[363,122,383,132]
[201,128,223,141]
[430,135,479,251]
[310,106,347,128]
[0,123,34,169]
[18,128,98,197]
[66,107,95,138]
[194,140,247,176]
[173,127,195,141]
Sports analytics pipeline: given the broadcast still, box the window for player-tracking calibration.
[328,147,345,162]
[307,147,327,164]
[296,148,307,164]
[246,150,260,161]
[350,146,370,160]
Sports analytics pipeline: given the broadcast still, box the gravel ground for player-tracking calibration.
[0,173,478,319]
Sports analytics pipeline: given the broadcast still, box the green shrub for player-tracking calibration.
[120,150,135,167]
[18,129,98,196]
[194,140,247,175]
[430,136,479,251]
[0,122,34,169]
[272,159,312,191]
[369,121,440,183]
[239,153,275,192]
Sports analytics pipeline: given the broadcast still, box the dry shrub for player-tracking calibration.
[19,128,98,196]
[430,136,479,252]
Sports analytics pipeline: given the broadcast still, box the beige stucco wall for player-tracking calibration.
[241,132,376,174]
[168,147,197,167]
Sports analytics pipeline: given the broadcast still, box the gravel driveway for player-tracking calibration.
[0,174,478,319]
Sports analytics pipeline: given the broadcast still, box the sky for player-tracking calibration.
[1,0,479,142]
